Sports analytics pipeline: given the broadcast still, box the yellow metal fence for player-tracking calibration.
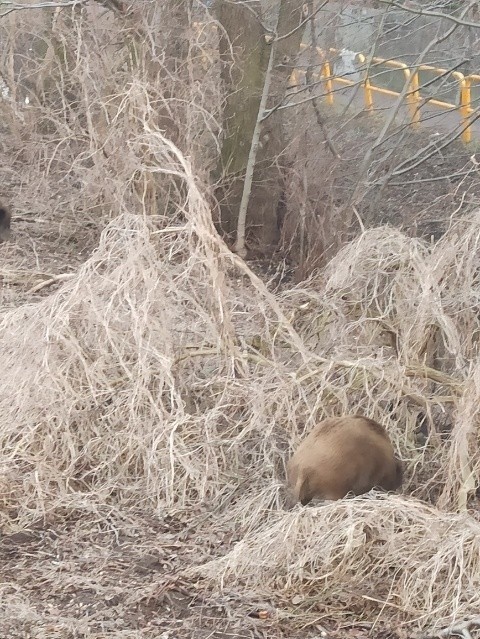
[191,21,479,144]
[291,46,479,143]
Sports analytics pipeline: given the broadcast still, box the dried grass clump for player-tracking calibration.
[0,131,306,530]
[195,494,480,630]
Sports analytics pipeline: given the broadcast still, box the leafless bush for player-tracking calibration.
[0,2,221,228]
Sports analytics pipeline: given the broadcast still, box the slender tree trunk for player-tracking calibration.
[216,0,308,254]
[215,1,270,238]
[252,0,307,253]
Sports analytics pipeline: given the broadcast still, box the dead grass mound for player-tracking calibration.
[0,132,305,531]
[196,494,480,631]
[2,135,480,630]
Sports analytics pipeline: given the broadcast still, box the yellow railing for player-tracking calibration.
[291,46,478,144]
[192,21,478,144]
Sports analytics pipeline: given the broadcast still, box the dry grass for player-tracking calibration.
[2,3,480,638]
[3,133,480,631]
[196,495,480,632]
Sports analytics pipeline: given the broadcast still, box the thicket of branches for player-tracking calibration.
[2,0,480,635]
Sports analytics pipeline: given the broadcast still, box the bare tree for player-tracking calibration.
[215,0,308,256]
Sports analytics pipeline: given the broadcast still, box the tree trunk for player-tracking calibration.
[215,1,271,239]
[252,0,307,253]
[216,0,308,254]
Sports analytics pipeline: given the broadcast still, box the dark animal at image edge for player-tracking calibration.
[0,204,11,242]
[286,415,403,505]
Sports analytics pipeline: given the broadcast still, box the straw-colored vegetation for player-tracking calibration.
[1,2,480,638]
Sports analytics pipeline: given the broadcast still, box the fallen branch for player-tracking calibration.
[27,273,75,294]
[405,365,463,394]
[427,617,480,639]
[0,0,87,17]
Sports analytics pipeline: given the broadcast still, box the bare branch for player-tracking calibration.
[386,111,480,179]
[348,0,477,208]
[276,0,327,42]
[0,0,86,16]
[27,273,76,294]
[305,0,341,159]
[380,0,480,29]
[234,33,277,257]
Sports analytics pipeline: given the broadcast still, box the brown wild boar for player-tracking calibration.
[286,415,403,505]
[0,203,11,243]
